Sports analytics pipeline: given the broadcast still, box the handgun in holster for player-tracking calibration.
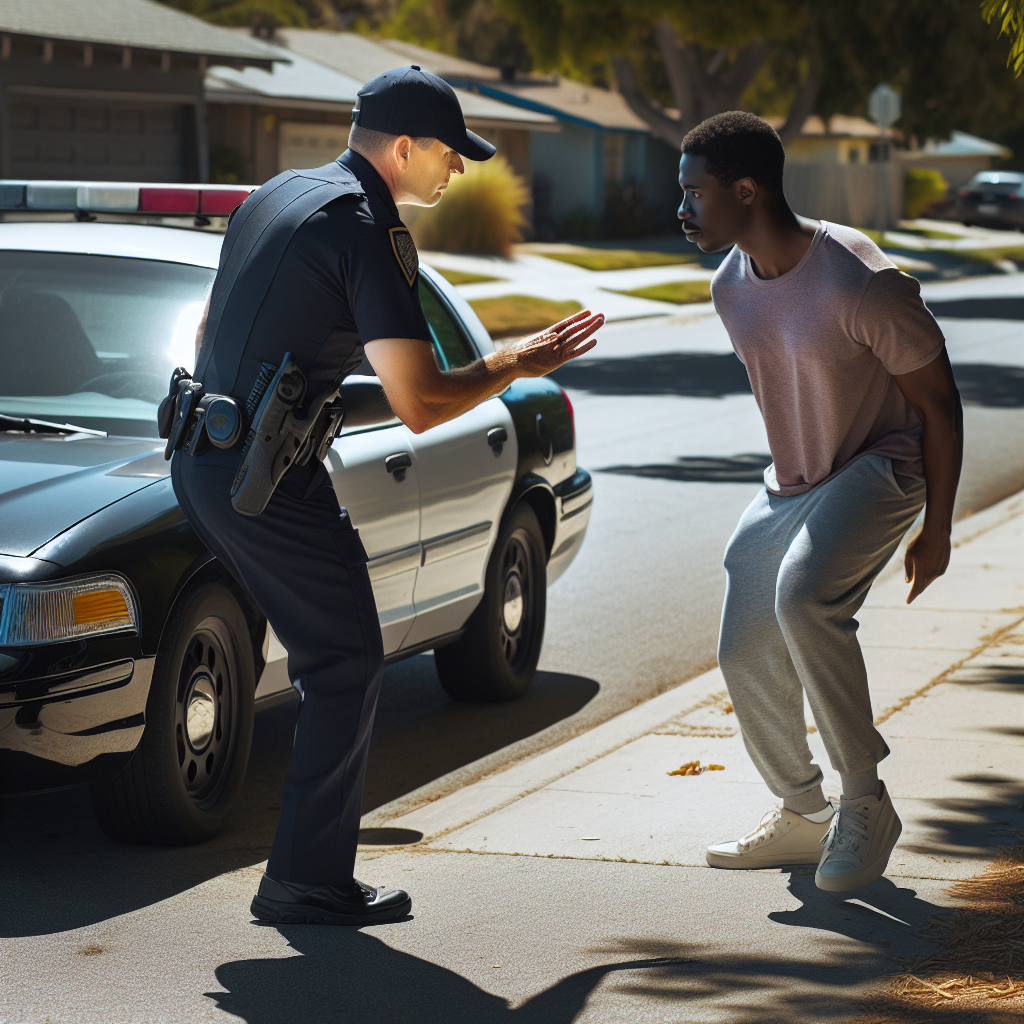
[229,353,345,517]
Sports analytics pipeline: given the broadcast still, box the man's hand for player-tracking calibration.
[904,525,951,604]
[503,310,604,377]
[365,309,605,434]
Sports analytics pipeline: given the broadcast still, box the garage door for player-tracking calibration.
[278,122,349,174]
[9,99,185,181]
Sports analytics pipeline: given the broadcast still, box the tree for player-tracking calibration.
[983,0,1024,75]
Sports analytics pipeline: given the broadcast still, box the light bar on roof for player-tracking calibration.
[0,180,257,216]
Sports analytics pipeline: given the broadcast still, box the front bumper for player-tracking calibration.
[0,634,152,794]
[548,468,594,585]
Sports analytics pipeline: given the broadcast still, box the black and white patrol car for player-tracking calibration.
[0,180,593,844]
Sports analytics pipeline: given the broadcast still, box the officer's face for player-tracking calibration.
[398,138,465,208]
[677,154,753,253]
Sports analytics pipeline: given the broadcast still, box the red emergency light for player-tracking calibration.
[0,180,258,217]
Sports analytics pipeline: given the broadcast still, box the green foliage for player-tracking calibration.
[468,295,582,337]
[431,267,504,284]
[209,146,248,184]
[540,249,696,271]
[154,0,312,27]
[904,168,949,220]
[610,279,712,304]
[405,157,529,256]
[982,0,1024,76]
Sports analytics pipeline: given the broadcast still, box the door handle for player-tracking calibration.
[385,452,412,481]
[487,426,507,455]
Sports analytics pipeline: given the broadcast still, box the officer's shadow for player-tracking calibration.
[209,924,680,1024]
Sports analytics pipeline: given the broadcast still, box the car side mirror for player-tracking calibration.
[340,376,397,430]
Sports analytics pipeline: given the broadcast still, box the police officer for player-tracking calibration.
[170,66,604,925]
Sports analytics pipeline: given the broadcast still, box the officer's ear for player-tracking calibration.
[392,135,414,171]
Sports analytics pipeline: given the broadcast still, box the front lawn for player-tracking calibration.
[539,249,702,272]
[469,295,583,338]
[609,280,713,304]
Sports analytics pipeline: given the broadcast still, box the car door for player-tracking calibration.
[400,277,516,649]
[327,398,421,655]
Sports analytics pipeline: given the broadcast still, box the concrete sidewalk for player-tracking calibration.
[2,495,1020,1024]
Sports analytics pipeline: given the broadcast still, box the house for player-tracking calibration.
[204,34,556,189]
[0,0,278,182]
[769,115,899,164]
[900,131,1012,191]
[277,31,681,232]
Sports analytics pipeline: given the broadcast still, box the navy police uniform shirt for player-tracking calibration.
[202,148,431,403]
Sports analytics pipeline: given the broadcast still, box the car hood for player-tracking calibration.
[0,435,170,557]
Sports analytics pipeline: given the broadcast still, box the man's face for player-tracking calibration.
[677,153,749,252]
[397,138,465,207]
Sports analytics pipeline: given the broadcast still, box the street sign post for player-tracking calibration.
[868,83,901,229]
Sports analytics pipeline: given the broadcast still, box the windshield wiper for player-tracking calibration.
[0,413,107,437]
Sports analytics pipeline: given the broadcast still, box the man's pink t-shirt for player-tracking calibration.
[711,221,946,496]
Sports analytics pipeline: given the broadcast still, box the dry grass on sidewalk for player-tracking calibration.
[854,837,1024,1023]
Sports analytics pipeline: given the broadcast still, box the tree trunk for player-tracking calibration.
[778,70,822,144]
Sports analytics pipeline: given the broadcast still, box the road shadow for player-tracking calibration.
[929,296,1024,320]
[600,454,772,483]
[211,929,678,1024]
[953,363,1024,408]
[551,352,751,397]
[0,660,597,937]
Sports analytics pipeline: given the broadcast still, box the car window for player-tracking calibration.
[417,279,477,371]
[0,250,213,435]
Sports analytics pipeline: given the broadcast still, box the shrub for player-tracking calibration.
[406,156,528,256]
[905,168,949,219]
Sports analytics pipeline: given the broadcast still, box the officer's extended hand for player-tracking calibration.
[506,310,605,377]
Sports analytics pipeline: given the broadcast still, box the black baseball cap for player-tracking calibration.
[352,65,496,161]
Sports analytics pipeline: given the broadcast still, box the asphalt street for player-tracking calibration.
[1,274,1021,1021]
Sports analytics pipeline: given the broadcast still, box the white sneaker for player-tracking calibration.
[706,804,835,869]
[815,782,902,892]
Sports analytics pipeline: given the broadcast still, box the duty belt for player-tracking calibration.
[158,353,346,516]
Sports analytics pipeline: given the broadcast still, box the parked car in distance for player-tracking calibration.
[0,179,594,846]
[956,171,1024,231]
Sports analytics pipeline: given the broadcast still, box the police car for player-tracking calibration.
[0,180,593,844]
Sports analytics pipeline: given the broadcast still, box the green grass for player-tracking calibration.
[432,267,504,286]
[468,295,583,338]
[936,244,1024,267]
[540,249,701,272]
[895,227,963,240]
[609,280,713,305]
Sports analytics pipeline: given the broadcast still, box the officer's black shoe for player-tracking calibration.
[251,873,411,925]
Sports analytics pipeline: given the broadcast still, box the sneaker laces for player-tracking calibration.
[738,807,784,852]
[821,802,870,866]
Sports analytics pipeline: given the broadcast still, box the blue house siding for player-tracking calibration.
[532,123,602,219]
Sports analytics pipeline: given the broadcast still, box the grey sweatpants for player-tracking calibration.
[718,454,926,801]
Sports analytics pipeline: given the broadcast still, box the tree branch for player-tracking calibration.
[610,54,686,148]
[777,69,821,144]
[653,18,697,127]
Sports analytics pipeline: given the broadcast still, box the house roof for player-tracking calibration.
[270,30,556,128]
[767,114,898,140]
[0,0,279,65]
[280,29,643,132]
[924,130,1011,158]
[206,42,363,107]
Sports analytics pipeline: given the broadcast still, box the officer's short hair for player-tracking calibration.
[681,111,785,194]
[349,124,436,161]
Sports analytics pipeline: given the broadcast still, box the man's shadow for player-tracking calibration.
[209,925,683,1024]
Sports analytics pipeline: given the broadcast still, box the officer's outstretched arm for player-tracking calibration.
[366,309,603,434]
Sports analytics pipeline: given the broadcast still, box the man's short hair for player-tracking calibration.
[681,112,786,194]
[348,124,435,160]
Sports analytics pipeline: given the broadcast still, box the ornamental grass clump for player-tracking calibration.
[904,168,949,220]
[407,156,529,257]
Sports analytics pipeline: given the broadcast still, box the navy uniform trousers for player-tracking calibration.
[171,445,384,885]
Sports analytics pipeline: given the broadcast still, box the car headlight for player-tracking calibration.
[0,575,139,646]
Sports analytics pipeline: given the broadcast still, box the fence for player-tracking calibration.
[783,162,905,230]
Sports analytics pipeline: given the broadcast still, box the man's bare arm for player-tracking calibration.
[364,310,603,434]
[893,349,963,604]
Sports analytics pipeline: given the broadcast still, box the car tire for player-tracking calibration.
[434,502,547,703]
[91,582,255,845]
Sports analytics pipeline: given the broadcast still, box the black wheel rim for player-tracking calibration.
[174,616,237,808]
[499,530,534,672]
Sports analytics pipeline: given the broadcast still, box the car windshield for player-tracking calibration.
[968,173,1024,193]
[0,250,214,437]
